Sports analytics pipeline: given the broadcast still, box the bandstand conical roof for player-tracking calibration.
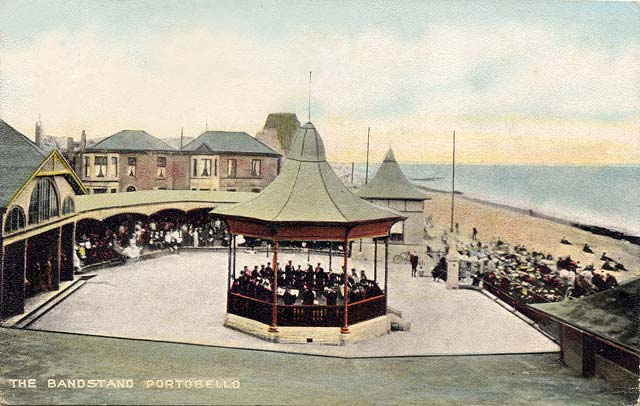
[213,122,404,240]
[357,148,429,201]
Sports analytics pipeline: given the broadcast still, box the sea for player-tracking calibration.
[336,163,640,237]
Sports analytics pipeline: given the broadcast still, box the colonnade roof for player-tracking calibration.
[76,190,254,213]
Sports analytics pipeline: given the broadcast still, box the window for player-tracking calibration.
[127,157,136,177]
[62,196,75,214]
[251,188,261,193]
[251,159,262,177]
[111,157,118,177]
[227,159,237,178]
[94,156,107,177]
[202,159,212,177]
[93,188,107,194]
[110,189,117,193]
[126,186,136,192]
[157,157,167,178]
[389,221,404,242]
[4,206,26,234]
[226,188,237,192]
[214,159,218,176]
[28,177,59,225]
[84,156,91,177]
[192,159,198,177]
[157,187,167,190]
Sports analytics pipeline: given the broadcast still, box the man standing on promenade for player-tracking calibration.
[472,227,478,240]
[409,252,419,278]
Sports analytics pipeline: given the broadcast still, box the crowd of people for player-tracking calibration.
[75,212,228,268]
[429,237,623,304]
[230,260,384,306]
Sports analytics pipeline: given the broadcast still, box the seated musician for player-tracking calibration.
[302,285,315,305]
[283,288,297,305]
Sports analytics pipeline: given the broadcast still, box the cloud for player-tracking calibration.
[0,21,638,165]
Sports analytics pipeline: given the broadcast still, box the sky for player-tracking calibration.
[0,0,638,165]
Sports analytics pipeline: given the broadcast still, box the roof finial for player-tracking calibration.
[205,121,208,132]
[180,127,184,150]
[308,71,312,122]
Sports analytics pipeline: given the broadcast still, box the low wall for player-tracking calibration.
[224,313,390,346]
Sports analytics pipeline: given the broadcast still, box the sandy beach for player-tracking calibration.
[424,191,640,282]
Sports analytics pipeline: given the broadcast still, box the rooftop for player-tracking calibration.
[182,131,280,156]
[87,130,175,152]
[213,122,402,224]
[531,278,640,352]
[0,120,47,208]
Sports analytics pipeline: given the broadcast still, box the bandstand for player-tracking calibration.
[213,122,405,344]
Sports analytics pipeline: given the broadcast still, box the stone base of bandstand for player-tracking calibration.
[224,313,391,346]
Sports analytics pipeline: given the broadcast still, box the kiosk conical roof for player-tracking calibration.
[357,148,428,201]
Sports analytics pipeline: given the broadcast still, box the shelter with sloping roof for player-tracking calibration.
[354,148,430,264]
[213,122,404,344]
[531,279,639,389]
[1,120,86,317]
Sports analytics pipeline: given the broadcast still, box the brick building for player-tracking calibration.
[181,131,281,193]
[77,129,281,194]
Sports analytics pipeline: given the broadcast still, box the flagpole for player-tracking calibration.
[450,130,456,233]
[365,126,371,185]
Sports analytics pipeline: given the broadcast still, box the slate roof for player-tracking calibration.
[213,122,403,224]
[87,130,175,152]
[531,278,640,352]
[182,131,280,156]
[0,120,47,208]
[357,148,429,201]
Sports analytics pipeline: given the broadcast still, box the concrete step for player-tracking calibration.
[13,275,95,329]
[389,313,411,332]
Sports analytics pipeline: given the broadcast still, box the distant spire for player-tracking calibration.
[205,121,208,132]
[35,115,43,146]
[308,71,312,122]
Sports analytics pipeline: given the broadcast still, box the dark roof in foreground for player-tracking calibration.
[88,130,176,152]
[0,120,46,208]
[357,148,429,201]
[213,122,402,223]
[531,278,640,352]
[182,131,280,156]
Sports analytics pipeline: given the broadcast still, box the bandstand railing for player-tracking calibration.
[227,293,387,328]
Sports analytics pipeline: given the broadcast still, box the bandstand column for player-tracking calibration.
[328,244,332,271]
[227,236,232,294]
[269,240,279,333]
[374,238,378,282]
[341,238,349,334]
[232,235,237,279]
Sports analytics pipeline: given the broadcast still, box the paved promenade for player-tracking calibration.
[30,250,558,357]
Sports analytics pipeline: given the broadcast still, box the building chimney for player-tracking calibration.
[80,130,87,150]
[35,118,43,146]
[67,136,74,152]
